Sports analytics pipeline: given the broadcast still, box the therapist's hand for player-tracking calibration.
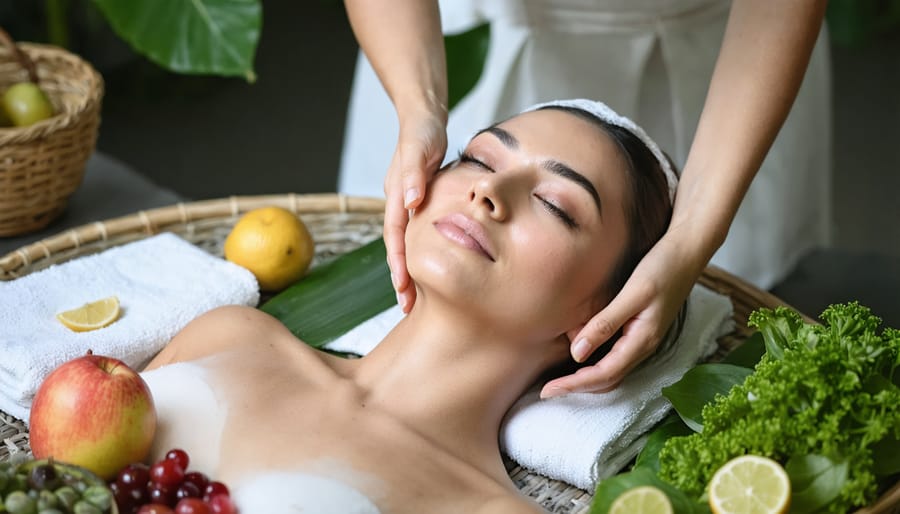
[384,110,447,312]
[540,230,703,397]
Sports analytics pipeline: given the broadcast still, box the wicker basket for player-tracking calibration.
[0,34,103,237]
[0,193,898,514]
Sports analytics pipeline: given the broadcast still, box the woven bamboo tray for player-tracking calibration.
[0,193,897,514]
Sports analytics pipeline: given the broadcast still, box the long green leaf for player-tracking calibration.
[662,364,753,433]
[260,238,395,347]
[92,0,262,81]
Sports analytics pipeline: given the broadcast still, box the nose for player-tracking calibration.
[469,174,509,221]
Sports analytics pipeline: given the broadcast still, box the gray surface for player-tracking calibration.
[0,152,184,256]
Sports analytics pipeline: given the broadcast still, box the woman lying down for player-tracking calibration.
[142,99,678,514]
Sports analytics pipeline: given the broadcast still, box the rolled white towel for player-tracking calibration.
[0,233,259,422]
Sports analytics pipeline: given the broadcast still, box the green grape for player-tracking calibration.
[4,491,36,514]
[71,501,100,514]
[37,510,63,514]
[52,488,77,511]
[35,491,56,511]
[79,487,109,512]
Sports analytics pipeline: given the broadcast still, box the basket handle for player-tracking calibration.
[0,27,39,84]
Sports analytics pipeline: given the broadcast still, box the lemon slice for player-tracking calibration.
[708,455,791,514]
[610,485,673,514]
[56,296,121,332]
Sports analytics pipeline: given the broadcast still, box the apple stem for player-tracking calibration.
[0,27,39,84]
[86,349,93,356]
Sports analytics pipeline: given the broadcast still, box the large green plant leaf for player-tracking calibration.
[444,23,490,110]
[92,0,262,81]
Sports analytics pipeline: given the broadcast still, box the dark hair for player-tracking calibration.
[539,105,686,372]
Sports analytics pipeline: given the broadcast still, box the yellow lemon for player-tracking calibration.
[609,485,673,514]
[56,296,121,332]
[224,206,315,291]
[708,455,791,514]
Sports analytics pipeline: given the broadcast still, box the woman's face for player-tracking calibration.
[405,109,631,340]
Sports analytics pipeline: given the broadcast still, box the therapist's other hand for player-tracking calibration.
[384,111,447,313]
[540,232,701,397]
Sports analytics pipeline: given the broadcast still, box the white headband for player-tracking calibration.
[525,99,678,203]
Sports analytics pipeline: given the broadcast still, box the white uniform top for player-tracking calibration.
[338,0,832,288]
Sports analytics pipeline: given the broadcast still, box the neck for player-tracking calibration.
[349,294,568,462]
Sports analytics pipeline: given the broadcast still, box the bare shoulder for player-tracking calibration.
[476,493,547,514]
[144,305,295,370]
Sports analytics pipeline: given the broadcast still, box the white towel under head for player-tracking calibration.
[0,233,259,422]
[325,284,733,490]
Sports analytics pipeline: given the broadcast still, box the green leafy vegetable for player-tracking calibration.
[657,303,900,513]
[661,364,753,433]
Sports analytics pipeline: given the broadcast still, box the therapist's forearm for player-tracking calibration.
[343,0,448,123]
[671,0,827,267]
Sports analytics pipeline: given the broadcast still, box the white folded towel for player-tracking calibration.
[0,233,259,422]
[325,284,733,491]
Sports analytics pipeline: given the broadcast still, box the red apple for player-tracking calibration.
[29,352,157,480]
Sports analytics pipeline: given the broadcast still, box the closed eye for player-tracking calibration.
[536,195,578,229]
[457,150,494,172]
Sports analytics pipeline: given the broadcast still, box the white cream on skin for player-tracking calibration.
[140,361,226,473]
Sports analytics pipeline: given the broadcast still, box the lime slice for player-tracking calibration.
[610,485,673,514]
[708,455,791,514]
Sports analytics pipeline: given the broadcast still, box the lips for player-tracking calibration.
[433,213,496,261]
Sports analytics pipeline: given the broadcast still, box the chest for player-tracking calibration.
[144,360,506,514]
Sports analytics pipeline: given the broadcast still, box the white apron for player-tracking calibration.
[338,0,832,289]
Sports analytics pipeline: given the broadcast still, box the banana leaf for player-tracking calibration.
[260,238,396,348]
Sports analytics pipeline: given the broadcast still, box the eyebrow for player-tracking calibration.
[475,126,603,215]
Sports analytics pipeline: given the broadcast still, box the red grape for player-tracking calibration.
[137,505,175,514]
[207,494,237,514]
[112,479,149,508]
[175,498,210,514]
[203,481,229,500]
[148,483,178,507]
[175,482,201,501]
[118,463,151,490]
[182,471,209,493]
[165,448,190,471]
[151,459,185,487]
